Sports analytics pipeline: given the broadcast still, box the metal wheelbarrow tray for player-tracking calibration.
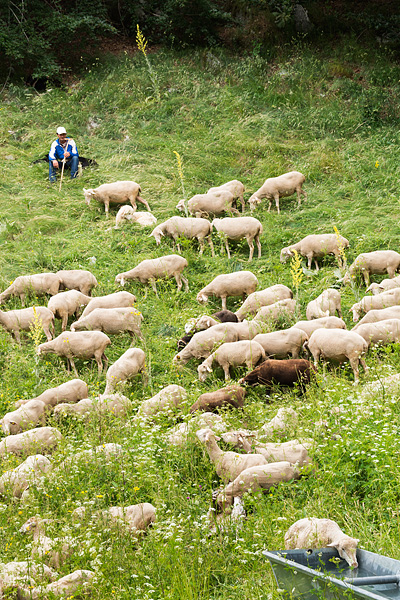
[263,548,400,600]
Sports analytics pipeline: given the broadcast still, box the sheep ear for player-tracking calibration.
[83,188,87,192]
[206,365,212,372]
[327,541,339,548]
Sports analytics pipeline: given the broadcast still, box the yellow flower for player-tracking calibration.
[375,161,379,168]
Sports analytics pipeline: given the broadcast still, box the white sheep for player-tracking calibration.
[15,378,88,409]
[173,323,241,366]
[56,269,97,295]
[253,327,309,359]
[136,385,187,419]
[249,171,306,214]
[354,319,400,347]
[115,206,157,228]
[71,306,144,341]
[197,271,258,311]
[293,316,347,337]
[48,290,91,331]
[167,412,228,446]
[18,570,95,600]
[0,306,54,343]
[352,306,400,330]
[207,180,245,212]
[83,180,150,216]
[73,503,156,537]
[115,254,189,296]
[235,284,293,321]
[350,288,400,321]
[0,273,60,306]
[52,398,94,419]
[0,454,52,498]
[185,190,239,218]
[0,561,56,594]
[284,517,359,568]
[80,290,137,318]
[343,250,400,286]
[260,407,299,438]
[0,399,48,435]
[197,340,266,381]
[366,274,400,294]
[211,217,263,261]
[280,233,349,270]
[221,434,311,466]
[306,289,342,320]
[104,347,146,394]
[0,427,62,457]
[19,516,72,568]
[151,216,214,256]
[252,298,297,325]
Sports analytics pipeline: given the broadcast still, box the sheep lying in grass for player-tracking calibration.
[261,407,299,438]
[167,412,228,446]
[293,316,346,337]
[249,171,306,214]
[104,348,146,394]
[83,180,150,216]
[115,206,157,228]
[151,216,214,256]
[189,385,246,413]
[0,454,52,498]
[197,271,258,311]
[1,399,48,435]
[71,307,144,341]
[253,327,309,359]
[222,433,311,466]
[0,561,57,595]
[184,310,238,334]
[52,398,94,419]
[367,274,400,294]
[56,269,97,296]
[19,516,73,569]
[136,385,187,419]
[0,273,61,306]
[306,289,342,320]
[280,233,349,270]
[81,290,137,318]
[48,290,91,331]
[342,250,400,286]
[197,340,266,382]
[72,503,156,538]
[0,427,62,457]
[284,517,359,568]
[0,306,54,343]
[115,254,189,296]
[18,570,95,600]
[211,217,263,261]
[15,378,88,409]
[350,288,400,321]
[235,284,293,321]
[207,180,246,212]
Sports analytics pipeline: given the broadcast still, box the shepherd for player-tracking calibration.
[48,126,79,183]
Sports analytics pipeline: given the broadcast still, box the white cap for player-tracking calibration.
[56,126,67,135]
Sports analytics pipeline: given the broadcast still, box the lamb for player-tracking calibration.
[1,399,48,435]
[80,290,137,318]
[366,274,400,294]
[253,327,309,359]
[186,190,239,218]
[352,306,400,330]
[197,340,266,382]
[211,217,263,261]
[173,323,241,366]
[0,454,52,498]
[115,254,189,296]
[304,328,368,384]
[0,427,62,457]
[72,503,156,537]
[306,289,342,320]
[167,412,228,446]
[104,348,146,394]
[354,319,400,347]
[260,407,299,438]
[342,250,400,286]
[280,233,349,270]
[136,385,187,419]
[184,310,238,335]
[48,290,91,331]
[37,331,111,376]
[19,516,72,569]
[249,171,307,214]
[350,288,400,321]
[189,385,246,413]
[196,427,267,482]
[56,269,97,296]
[197,271,258,311]
[115,206,157,228]
[18,570,95,600]
[235,285,293,321]
[83,180,150,215]
[151,216,214,256]
[71,307,144,341]
[284,517,359,568]
[238,359,314,393]
[208,180,246,212]
[0,273,61,306]
[15,378,88,409]
[0,306,54,343]
[293,316,346,337]
[252,298,297,325]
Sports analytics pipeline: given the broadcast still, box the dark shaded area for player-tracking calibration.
[32,156,98,168]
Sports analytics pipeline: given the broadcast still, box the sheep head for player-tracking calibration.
[150,226,164,245]
[248,195,261,211]
[196,427,219,444]
[196,292,208,304]
[349,304,360,322]
[328,535,359,568]
[280,248,293,263]
[176,199,186,212]
[197,361,212,382]
[83,188,95,206]
[115,273,126,286]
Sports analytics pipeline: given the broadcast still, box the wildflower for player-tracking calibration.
[375,161,379,168]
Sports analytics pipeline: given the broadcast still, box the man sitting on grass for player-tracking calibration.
[48,126,79,182]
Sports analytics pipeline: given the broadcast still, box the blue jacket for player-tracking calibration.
[49,137,79,162]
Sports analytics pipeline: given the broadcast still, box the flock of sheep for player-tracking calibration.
[2,169,400,595]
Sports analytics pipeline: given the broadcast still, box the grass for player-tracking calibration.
[1,36,400,598]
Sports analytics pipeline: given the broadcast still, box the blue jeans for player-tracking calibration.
[49,156,79,182]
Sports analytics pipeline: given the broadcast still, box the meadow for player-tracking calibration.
[1,36,400,598]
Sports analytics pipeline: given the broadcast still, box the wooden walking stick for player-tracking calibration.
[59,156,66,192]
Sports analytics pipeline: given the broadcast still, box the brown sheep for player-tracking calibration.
[238,359,315,394]
[189,385,246,413]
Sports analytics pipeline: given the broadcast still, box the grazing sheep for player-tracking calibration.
[151,216,214,256]
[19,570,95,600]
[56,269,97,296]
[211,217,263,261]
[37,331,111,376]
[197,271,258,311]
[190,385,246,413]
[305,328,368,384]
[0,454,52,498]
[293,316,347,337]
[252,298,297,326]
[354,319,400,347]
[115,206,157,228]
[186,190,239,218]
[280,233,349,270]
[104,348,146,394]
[53,398,94,419]
[261,407,299,438]
[71,307,144,341]
[222,433,310,466]
[81,290,137,318]
[239,359,314,393]
[284,517,359,568]
[73,503,156,537]
[352,306,400,330]
[0,306,54,343]
[115,254,189,296]
[249,171,306,214]
[1,399,48,435]
[15,379,88,409]
[54,393,132,419]
[0,427,62,457]
[198,340,266,382]
[306,289,342,320]
[367,274,400,294]
[48,290,91,331]
[83,180,150,215]
[0,273,61,306]
[136,385,187,419]
[253,327,309,359]
[19,516,72,569]
[207,180,246,212]
[173,323,240,366]
[184,310,238,334]
[167,412,228,446]
[350,288,400,321]
[342,250,400,286]
[235,285,293,321]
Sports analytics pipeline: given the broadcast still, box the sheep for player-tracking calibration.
[260,407,299,438]
[211,217,263,261]
[235,285,293,321]
[15,379,88,409]
[104,348,146,394]
[306,289,342,320]
[366,274,400,295]
[196,427,267,482]
[56,269,97,296]
[305,328,368,385]
[80,290,137,318]
[222,433,311,465]
[249,171,307,214]
[53,398,94,419]
[0,561,56,593]
[293,316,347,337]
[19,570,95,600]
[0,454,52,498]
[72,503,156,537]
[198,340,266,382]
[197,272,258,311]
[173,323,241,366]
[136,385,187,419]
[19,516,73,569]
[280,233,349,270]
[359,373,400,401]
[253,327,309,359]
[0,306,54,343]
[53,393,132,419]
[350,288,400,321]
[238,359,315,393]
[342,250,400,286]
[83,180,150,216]
[151,216,214,256]
[48,290,91,331]
[252,298,297,326]
[352,306,400,330]
[71,306,144,341]
[190,385,246,413]
[184,310,238,335]
[186,190,239,218]
[0,427,62,457]
[167,412,228,446]
[0,273,61,306]
[207,180,246,212]
[284,517,359,568]
[115,254,189,296]
[0,399,48,435]
[115,206,157,228]
[354,319,400,347]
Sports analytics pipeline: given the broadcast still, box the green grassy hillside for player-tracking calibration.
[1,39,400,599]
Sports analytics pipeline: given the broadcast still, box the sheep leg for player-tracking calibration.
[313,259,319,271]
[247,239,254,262]
[349,357,360,385]
[43,325,53,342]
[221,296,227,310]
[274,194,280,214]
[387,266,396,278]
[149,280,158,297]
[239,194,245,213]
[20,293,26,307]
[230,206,240,216]
[362,270,370,287]
[13,330,21,345]
[175,274,183,292]
[267,199,272,212]
[95,353,104,376]
[222,364,231,380]
[104,201,110,217]
[208,237,215,257]
[198,238,205,255]
[359,356,369,375]
[255,234,261,258]
[176,242,182,254]
[181,275,189,292]
[225,239,231,259]
[68,357,79,377]
[137,196,151,211]
[301,188,307,202]
[296,186,303,207]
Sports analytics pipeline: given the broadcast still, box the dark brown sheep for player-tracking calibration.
[189,384,246,413]
[238,359,315,394]
[177,310,239,350]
